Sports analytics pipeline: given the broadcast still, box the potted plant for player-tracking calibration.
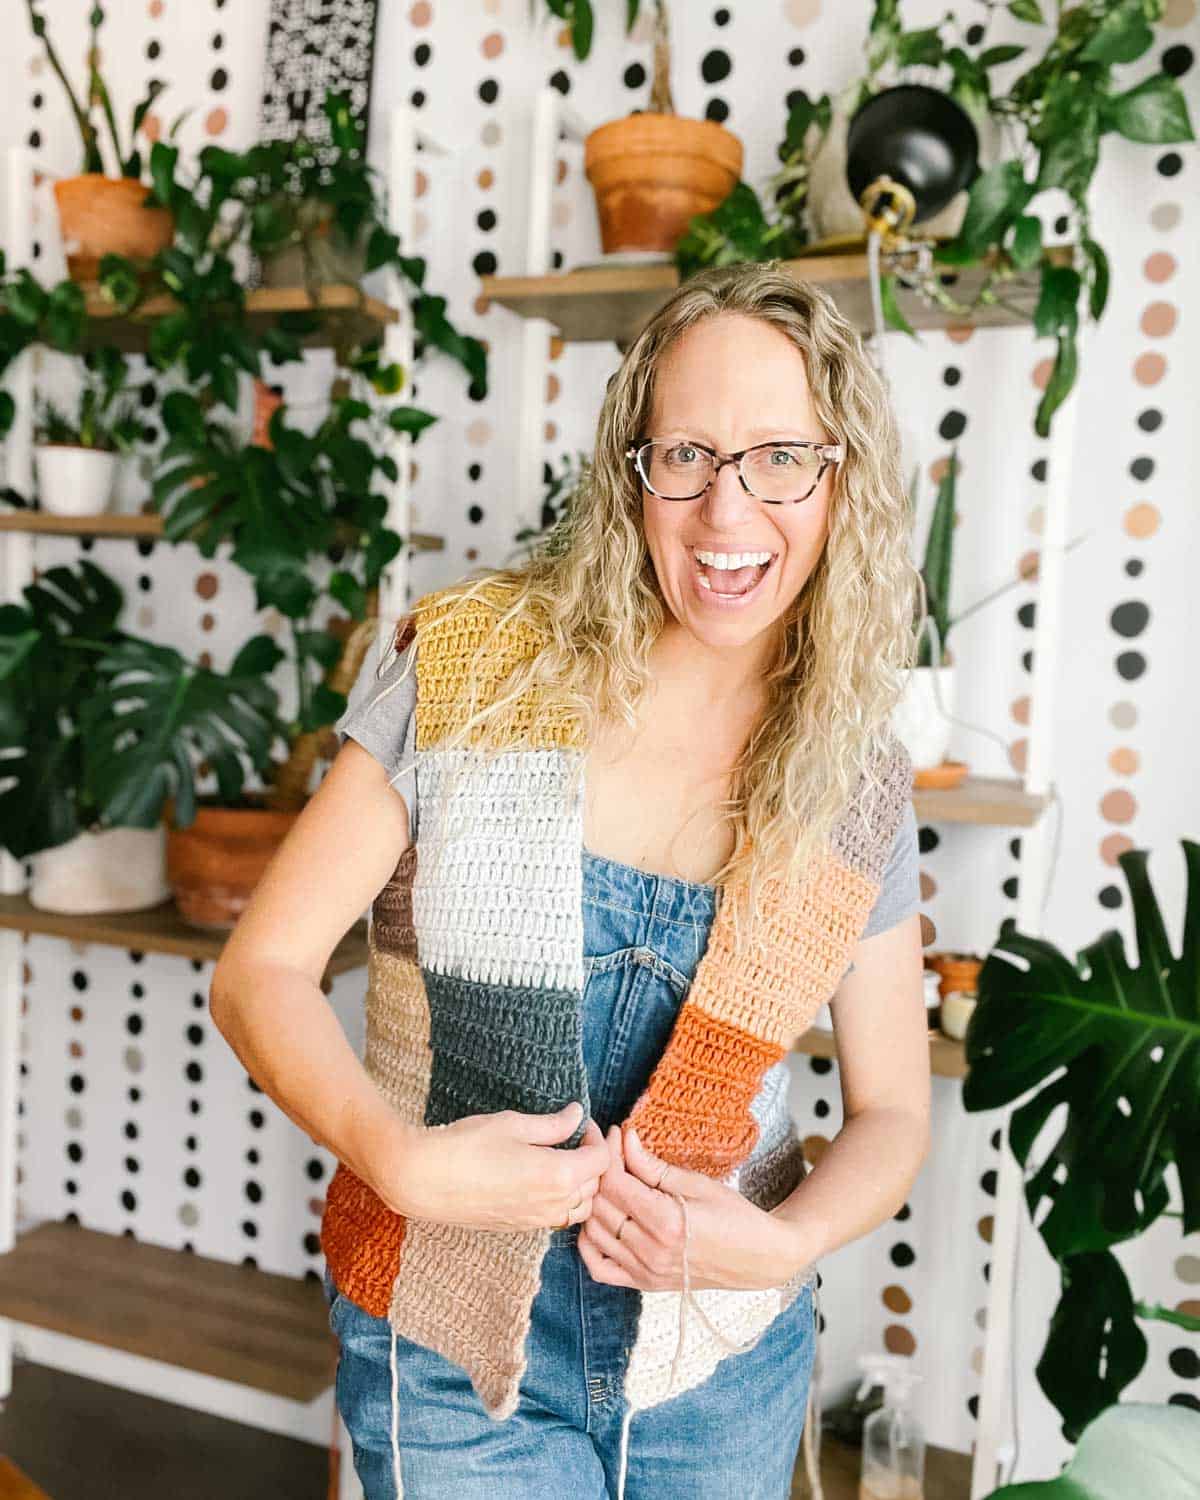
[0,559,283,915]
[32,347,140,516]
[964,838,1200,1467]
[25,1,177,280]
[537,0,743,257]
[148,389,403,926]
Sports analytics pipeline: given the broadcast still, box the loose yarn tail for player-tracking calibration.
[390,1323,404,1498]
[615,1402,634,1500]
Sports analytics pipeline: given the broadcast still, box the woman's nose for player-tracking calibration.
[700,459,759,528]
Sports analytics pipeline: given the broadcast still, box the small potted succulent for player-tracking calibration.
[32,348,140,516]
[25,1,176,280]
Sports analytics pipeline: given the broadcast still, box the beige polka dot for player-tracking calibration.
[552,200,572,228]
[308,1196,324,1217]
[919,912,936,949]
[142,113,162,143]
[195,571,218,600]
[477,167,494,190]
[29,56,43,76]
[1100,789,1137,824]
[802,1133,832,1166]
[136,605,155,629]
[970,1345,985,1376]
[483,0,502,12]
[1109,746,1139,775]
[179,1202,199,1227]
[200,612,215,632]
[546,371,561,403]
[204,107,228,137]
[945,322,974,344]
[929,454,960,485]
[1101,832,1135,864]
[1016,550,1040,584]
[1008,738,1027,774]
[415,167,429,198]
[556,157,569,185]
[473,292,491,317]
[481,121,501,147]
[1109,700,1137,729]
[1175,1253,1200,1284]
[1031,357,1052,391]
[465,546,479,561]
[1144,251,1176,283]
[413,209,429,238]
[482,31,504,59]
[549,335,565,360]
[977,1214,993,1244]
[1141,301,1178,337]
[1027,504,1045,535]
[466,418,491,445]
[918,869,935,901]
[785,0,823,25]
[1134,351,1167,385]
[1150,202,1181,231]
[410,1,432,25]
[1124,501,1160,539]
[1011,694,1030,726]
[68,1039,83,1059]
[1163,0,1196,24]
[885,1325,917,1356]
[544,419,557,441]
[198,650,213,670]
[149,0,164,15]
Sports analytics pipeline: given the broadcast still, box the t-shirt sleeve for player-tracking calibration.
[334,635,418,836]
[861,799,919,940]
[842,800,920,976]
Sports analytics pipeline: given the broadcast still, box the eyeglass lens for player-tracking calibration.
[637,440,824,503]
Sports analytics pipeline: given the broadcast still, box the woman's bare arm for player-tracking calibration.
[769,912,931,1269]
[209,739,420,1203]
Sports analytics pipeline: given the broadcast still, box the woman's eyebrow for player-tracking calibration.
[657,427,815,442]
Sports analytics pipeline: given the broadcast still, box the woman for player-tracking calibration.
[210,261,930,1499]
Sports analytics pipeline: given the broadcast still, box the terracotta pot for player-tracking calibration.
[52,174,175,282]
[584,112,743,255]
[165,796,302,931]
[928,951,983,1000]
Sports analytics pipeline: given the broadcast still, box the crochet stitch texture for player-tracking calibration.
[320,578,914,1431]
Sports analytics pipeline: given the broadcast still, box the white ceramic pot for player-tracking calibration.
[28,825,171,914]
[807,98,1003,244]
[110,450,149,515]
[891,664,956,771]
[33,444,117,516]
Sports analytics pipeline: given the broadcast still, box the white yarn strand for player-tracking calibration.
[390,1323,404,1498]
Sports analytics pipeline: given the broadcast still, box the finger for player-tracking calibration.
[603,1126,686,1242]
[576,1228,638,1288]
[581,1209,659,1283]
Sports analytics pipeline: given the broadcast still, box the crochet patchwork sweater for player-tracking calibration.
[319,579,914,1484]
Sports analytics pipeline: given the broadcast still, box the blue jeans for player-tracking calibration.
[324,847,817,1497]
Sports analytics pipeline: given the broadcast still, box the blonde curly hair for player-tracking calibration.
[397,259,919,941]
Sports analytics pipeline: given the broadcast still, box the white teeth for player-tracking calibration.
[693,549,773,569]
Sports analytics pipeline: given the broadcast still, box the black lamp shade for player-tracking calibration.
[846,84,979,225]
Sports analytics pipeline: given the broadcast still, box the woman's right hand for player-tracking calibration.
[371,1102,612,1234]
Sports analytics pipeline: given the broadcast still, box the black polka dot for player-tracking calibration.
[548,69,570,95]
[1054,214,1070,235]
[126,1013,143,1035]
[472,249,497,276]
[814,1099,830,1117]
[468,504,484,524]
[210,67,227,92]
[894,1203,911,1222]
[1157,152,1183,177]
[811,1056,833,1075]
[966,22,985,44]
[1022,649,1034,673]
[1116,650,1146,681]
[467,462,482,481]
[705,98,729,122]
[942,366,961,386]
[917,825,939,854]
[714,6,730,23]
[69,1074,85,1095]
[245,1180,263,1204]
[72,970,88,991]
[624,62,646,88]
[121,1190,137,1212]
[890,1242,916,1268]
[701,49,732,84]
[1099,885,1123,909]
[184,1166,201,1188]
[1008,837,1021,859]
[1031,458,1047,482]
[189,1098,201,1115]
[1168,1346,1200,1379]
[68,1142,84,1162]
[1017,601,1036,629]
[477,208,496,231]
[27,130,40,149]
[1002,875,1019,900]
[241,1220,258,1239]
[981,1169,997,1196]
[32,92,42,109]
[788,47,805,65]
[415,42,431,66]
[1111,600,1149,638]
[479,78,499,105]
[1125,558,1144,577]
[185,1060,203,1083]
[939,410,967,440]
[1170,1393,1200,1414]
[551,249,564,270]
[1137,407,1162,433]
[1129,456,1154,481]
[186,1023,204,1045]
[410,90,425,109]
[128,1086,140,1103]
[211,32,223,51]
[1162,45,1193,78]
[307,1158,326,1180]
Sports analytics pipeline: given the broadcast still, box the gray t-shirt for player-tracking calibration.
[335,640,920,944]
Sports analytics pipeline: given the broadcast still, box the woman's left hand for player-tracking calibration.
[577,1123,806,1293]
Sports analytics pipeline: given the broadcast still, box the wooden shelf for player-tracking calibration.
[797,1025,967,1080]
[792,1429,972,1499]
[0,1220,337,1403]
[77,282,397,355]
[0,508,444,552]
[480,245,1075,344]
[912,774,1049,828]
[0,893,367,975]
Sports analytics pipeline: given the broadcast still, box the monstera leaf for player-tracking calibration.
[964,841,1200,1439]
[79,634,286,830]
[983,1401,1200,1499]
[0,561,126,858]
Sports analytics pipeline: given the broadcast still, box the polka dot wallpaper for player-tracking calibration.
[2,0,1196,1473]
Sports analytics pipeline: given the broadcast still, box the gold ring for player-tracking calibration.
[615,1213,629,1241]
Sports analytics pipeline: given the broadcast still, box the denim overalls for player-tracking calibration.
[322,846,818,1498]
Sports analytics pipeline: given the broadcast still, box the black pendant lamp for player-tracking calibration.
[845,84,979,242]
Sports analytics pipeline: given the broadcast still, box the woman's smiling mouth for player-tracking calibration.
[687,546,777,606]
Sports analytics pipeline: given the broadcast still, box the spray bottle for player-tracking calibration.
[856,1352,926,1500]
